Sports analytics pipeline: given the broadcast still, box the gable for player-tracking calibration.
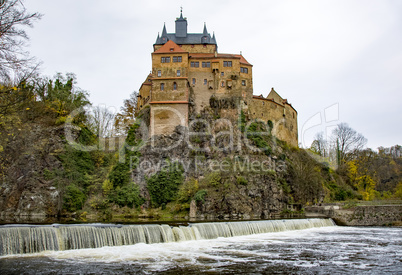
[153,40,187,54]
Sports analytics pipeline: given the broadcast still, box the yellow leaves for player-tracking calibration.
[0,145,3,153]
[348,160,357,174]
[26,107,30,110]
[355,175,376,201]
[102,179,113,196]
[395,181,402,199]
[347,159,377,201]
[12,87,17,91]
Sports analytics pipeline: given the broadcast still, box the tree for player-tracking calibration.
[310,132,328,157]
[332,123,367,164]
[35,73,90,118]
[288,150,325,204]
[0,0,42,81]
[114,91,138,135]
[87,106,115,138]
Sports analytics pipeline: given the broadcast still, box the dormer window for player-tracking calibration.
[170,48,174,51]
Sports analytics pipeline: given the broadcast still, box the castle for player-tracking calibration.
[136,12,298,147]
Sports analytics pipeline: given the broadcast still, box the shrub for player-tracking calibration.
[205,172,222,187]
[236,176,248,186]
[109,162,130,187]
[267,120,274,130]
[102,179,113,195]
[108,183,144,208]
[239,110,246,132]
[146,161,184,206]
[63,184,86,212]
[194,190,207,203]
[177,178,199,202]
[246,122,272,156]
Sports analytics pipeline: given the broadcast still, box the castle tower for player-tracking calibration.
[137,12,297,146]
[175,10,187,38]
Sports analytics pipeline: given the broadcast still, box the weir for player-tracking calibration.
[0,218,335,256]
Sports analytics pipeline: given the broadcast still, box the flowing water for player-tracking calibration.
[0,219,401,274]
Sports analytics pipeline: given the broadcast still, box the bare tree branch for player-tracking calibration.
[0,0,42,81]
[332,123,367,164]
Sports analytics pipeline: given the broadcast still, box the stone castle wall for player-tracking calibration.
[249,98,298,147]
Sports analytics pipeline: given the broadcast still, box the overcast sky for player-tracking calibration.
[24,0,401,150]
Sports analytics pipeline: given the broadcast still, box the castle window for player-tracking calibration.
[221,81,225,87]
[160,83,165,91]
[173,82,177,90]
[241,67,248,73]
[157,70,161,77]
[223,61,232,67]
[192,78,196,85]
[262,101,265,105]
[241,80,246,86]
[202,62,211,68]
[204,79,207,85]
[177,70,181,76]
[161,57,170,63]
[221,72,224,76]
[191,61,199,67]
[173,56,182,62]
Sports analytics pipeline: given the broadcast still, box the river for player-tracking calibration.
[0,221,401,274]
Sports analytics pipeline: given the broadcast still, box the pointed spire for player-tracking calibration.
[162,23,167,37]
[155,32,160,44]
[211,32,217,44]
[180,6,183,19]
[203,22,208,35]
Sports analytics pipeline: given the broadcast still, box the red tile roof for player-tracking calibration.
[188,53,252,66]
[153,40,187,54]
[237,55,252,66]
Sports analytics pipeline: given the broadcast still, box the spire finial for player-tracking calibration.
[203,22,208,35]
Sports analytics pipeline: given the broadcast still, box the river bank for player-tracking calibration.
[305,201,402,226]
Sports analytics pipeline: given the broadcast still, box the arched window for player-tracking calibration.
[160,83,164,91]
[173,82,177,90]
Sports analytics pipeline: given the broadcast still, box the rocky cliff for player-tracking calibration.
[0,123,67,222]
